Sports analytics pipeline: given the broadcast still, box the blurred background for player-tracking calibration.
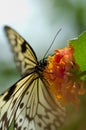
[0,0,86,130]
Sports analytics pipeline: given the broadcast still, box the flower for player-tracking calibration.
[44,45,85,106]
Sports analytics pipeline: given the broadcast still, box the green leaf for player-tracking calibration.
[69,31,86,72]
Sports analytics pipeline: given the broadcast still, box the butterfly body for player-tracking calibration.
[0,26,66,130]
[35,58,47,72]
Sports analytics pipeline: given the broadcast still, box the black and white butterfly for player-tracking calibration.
[0,26,66,130]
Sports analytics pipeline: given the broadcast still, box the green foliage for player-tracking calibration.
[9,120,14,130]
[69,31,86,73]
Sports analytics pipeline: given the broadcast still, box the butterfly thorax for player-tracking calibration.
[23,59,47,77]
[35,58,47,74]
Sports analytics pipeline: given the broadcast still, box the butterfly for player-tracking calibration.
[0,26,66,130]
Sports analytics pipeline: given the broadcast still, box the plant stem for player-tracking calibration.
[78,71,86,78]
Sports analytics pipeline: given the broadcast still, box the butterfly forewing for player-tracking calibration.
[4,26,38,75]
[0,26,66,130]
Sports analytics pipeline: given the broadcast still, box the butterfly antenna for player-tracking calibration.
[43,28,62,59]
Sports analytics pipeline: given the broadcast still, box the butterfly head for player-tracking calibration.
[35,58,47,73]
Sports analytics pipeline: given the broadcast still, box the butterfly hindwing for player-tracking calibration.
[14,76,66,130]
[0,73,37,130]
[4,26,38,76]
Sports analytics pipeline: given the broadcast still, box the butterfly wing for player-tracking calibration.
[15,77,66,130]
[0,72,66,130]
[0,73,36,130]
[4,26,38,76]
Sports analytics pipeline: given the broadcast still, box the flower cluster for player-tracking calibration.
[44,46,85,106]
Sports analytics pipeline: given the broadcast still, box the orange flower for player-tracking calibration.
[44,45,85,106]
